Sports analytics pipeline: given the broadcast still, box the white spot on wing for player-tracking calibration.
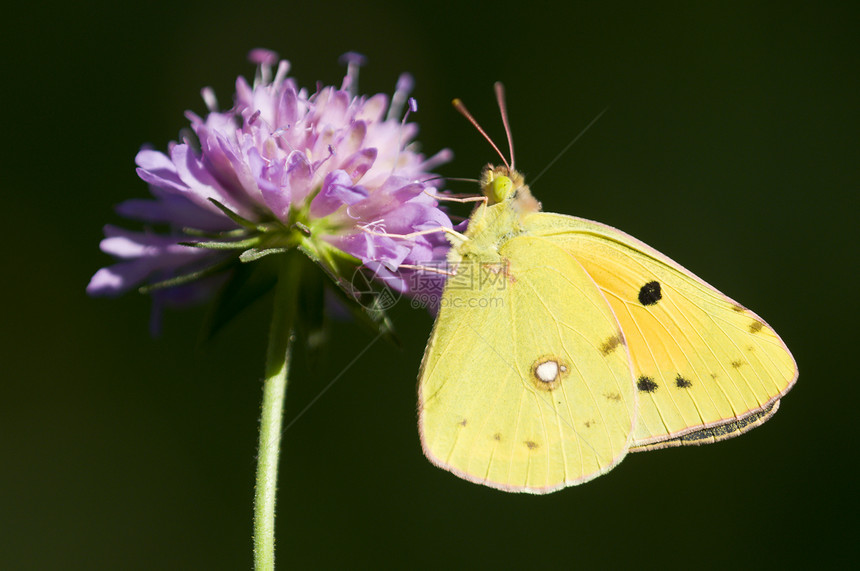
[535,360,560,383]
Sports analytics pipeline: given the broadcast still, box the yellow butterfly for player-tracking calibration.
[417,84,797,493]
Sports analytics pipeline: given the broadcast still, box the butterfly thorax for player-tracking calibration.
[447,164,542,270]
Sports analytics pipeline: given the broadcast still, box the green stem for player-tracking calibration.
[254,253,301,570]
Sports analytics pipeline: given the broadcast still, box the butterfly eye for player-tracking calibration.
[488,175,513,204]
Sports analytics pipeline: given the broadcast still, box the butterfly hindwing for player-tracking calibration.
[418,234,636,493]
[524,212,797,450]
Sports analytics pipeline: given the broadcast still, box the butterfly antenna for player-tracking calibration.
[453,98,510,170]
[443,176,480,183]
[531,106,609,186]
[494,82,515,169]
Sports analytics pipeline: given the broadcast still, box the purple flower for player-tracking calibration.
[88,50,453,318]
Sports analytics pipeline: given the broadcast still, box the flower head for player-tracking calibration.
[88,50,453,326]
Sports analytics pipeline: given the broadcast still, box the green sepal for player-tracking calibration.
[178,237,261,250]
[181,227,248,239]
[240,247,291,263]
[138,257,235,294]
[208,198,262,231]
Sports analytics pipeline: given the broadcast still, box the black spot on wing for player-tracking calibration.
[638,281,662,305]
[637,376,659,392]
[457,419,467,427]
[749,320,764,333]
[493,433,501,441]
[731,360,743,369]
[673,401,778,444]
[524,440,539,450]
[675,375,693,388]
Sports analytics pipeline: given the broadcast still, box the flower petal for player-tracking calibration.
[309,170,368,218]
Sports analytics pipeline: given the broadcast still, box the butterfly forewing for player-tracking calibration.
[525,213,797,449]
[418,236,636,493]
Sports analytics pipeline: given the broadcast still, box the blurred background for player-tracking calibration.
[3,1,856,568]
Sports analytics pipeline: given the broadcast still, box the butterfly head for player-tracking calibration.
[454,84,540,214]
[481,164,541,213]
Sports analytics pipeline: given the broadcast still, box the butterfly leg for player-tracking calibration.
[358,224,468,243]
[426,191,488,205]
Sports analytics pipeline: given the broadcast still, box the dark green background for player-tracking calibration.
[4,1,856,568]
